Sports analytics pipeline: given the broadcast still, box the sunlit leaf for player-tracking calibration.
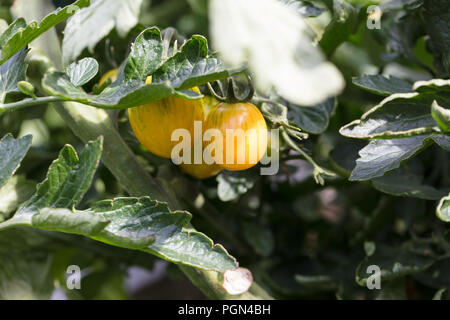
[349,135,432,181]
[0,134,32,189]
[66,57,99,87]
[62,0,142,66]
[0,0,90,65]
[0,48,28,103]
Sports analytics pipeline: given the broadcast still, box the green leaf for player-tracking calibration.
[152,36,236,91]
[43,29,238,109]
[287,98,336,134]
[436,194,450,222]
[66,57,99,87]
[342,79,450,139]
[353,74,413,96]
[32,208,110,237]
[431,100,450,132]
[124,28,164,81]
[0,175,35,217]
[15,138,103,220]
[62,0,142,66]
[356,242,435,286]
[261,100,289,126]
[0,18,27,48]
[413,78,450,96]
[318,0,359,57]
[0,48,28,103]
[329,140,367,174]
[372,167,447,200]
[0,134,32,189]
[423,0,450,76]
[217,173,255,202]
[381,12,423,61]
[90,198,237,271]
[432,134,450,151]
[29,198,237,272]
[349,135,432,181]
[0,0,90,65]
[42,71,201,109]
[260,100,307,138]
[340,93,439,139]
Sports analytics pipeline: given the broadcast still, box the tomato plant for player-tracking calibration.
[0,0,449,301]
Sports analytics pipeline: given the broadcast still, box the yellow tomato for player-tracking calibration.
[177,95,223,179]
[204,102,268,171]
[98,68,118,86]
[202,95,221,116]
[128,86,205,159]
[179,162,223,179]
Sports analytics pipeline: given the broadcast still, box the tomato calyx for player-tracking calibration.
[207,75,255,104]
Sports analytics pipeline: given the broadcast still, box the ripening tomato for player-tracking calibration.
[128,86,205,159]
[204,102,268,171]
[179,162,223,179]
[202,95,221,116]
[178,96,223,179]
[98,68,118,86]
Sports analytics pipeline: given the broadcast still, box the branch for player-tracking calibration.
[0,96,64,114]
[281,128,336,185]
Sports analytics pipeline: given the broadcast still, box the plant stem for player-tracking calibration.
[281,129,335,185]
[0,96,64,114]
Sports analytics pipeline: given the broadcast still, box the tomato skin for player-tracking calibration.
[204,102,268,171]
[179,162,222,179]
[202,95,221,116]
[177,96,223,179]
[98,69,118,86]
[128,87,204,159]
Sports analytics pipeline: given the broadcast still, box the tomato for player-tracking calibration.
[179,162,223,179]
[128,86,205,159]
[98,68,118,86]
[178,96,223,179]
[202,95,221,116]
[204,102,268,171]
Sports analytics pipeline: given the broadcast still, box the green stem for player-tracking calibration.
[0,96,64,114]
[281,129,335,185]
[253,97,308,135]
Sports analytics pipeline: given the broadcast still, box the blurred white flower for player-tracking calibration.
[209,0,345,106]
